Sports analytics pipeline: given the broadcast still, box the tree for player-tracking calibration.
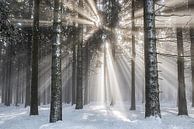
[25,29,32,107]
[72,34,77,105]
[144,0,161,118]
[188,0,194,107]
[50,0,63,122]
[30,0,40,115]
[75,26,83,109]
[176,28,188,115]
[25,0,33,108]
[130,0,136,110]
[75,0,84,110]
[190,28,194,107]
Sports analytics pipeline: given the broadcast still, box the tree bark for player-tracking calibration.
[50,0,62,122]
[5,42,13,106]
[30,0,40,115]
[190,28,194,107]
[84,43,89,105]
[177,28,188,115]
[144,0,161,118]
[75,0,84,109]
[25,30,32,107]
[130,0,136,110]
[75,26,83,109]
[188,0,194,107]
[72,39,77,105]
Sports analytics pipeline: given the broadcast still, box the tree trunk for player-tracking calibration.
[177,28,188,115]
[25,30,32,107]
[144,0,161,118]
[16,58,20,106]
[130,0,136,110]
[50,0,62,122]
[75,0,84,109]
[188,0,194,107]
[75,27,83,109]
[84,43,89,105]
[5,42,13,106]
[190,28,194,107]
[72,41,77,105]
[30,0,40,115]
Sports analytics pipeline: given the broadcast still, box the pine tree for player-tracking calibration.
[190,28,194,107]
[30,0,40,115]
[75,0,84,110]
[130,0,136,110]
[50,0,63,123]
[144,0,161,118]
[176,28,188,115]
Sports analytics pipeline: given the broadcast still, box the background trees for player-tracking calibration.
[0,0,193,123]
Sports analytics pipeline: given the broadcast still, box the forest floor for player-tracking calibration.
[0,104,194,129]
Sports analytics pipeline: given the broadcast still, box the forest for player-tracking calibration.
[0,0,194,129]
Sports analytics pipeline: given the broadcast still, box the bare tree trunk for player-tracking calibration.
[30,0,40,115]
[190,28,194,107]
[25,30,32,107]
[84,43,89,105]
[144,0,161,118]
[72,41,77,105]
[177,28,188,115]
[130,0,136,110]
[16,58,20,106]
[50,0,62,122]
[188,0,194,107]
[75,0,84,109]
[5,42,13,106]
[75,27,83,109]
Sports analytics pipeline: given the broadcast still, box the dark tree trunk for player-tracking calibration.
[25,30,32,107]
[75,0,84,109]
[30,0,40,115]
[190,28,194,107]
[75,27,83,109]
[72,42,77,105]
[50,0,62,122]
[5,41,13,106]
[130,0,136,110]
[16,58,20,106]
[84,43,89,105]
[144,0,161,118]
[189,0,194,107]
[176,28,188,115]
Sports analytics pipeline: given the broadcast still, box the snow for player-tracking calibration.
[0,104,194,129]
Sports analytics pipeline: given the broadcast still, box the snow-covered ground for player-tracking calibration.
[0,104,194,129]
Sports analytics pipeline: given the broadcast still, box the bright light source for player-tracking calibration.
[17,23,22,26]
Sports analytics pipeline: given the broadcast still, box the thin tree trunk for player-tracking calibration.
[144,0,161,118]
[50,0,62,122]
[16,58,20,106]
[188,0,194,107]
[75,27,83,109]
[130,0,136,110]
[25,30,31,107]
[84,43,89,105]
[75,0,84,109]
[5,42,13,106]
[177,28,188,115]
[190,28,194,107]
[72,42,77,105]
[30,0,40,115]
